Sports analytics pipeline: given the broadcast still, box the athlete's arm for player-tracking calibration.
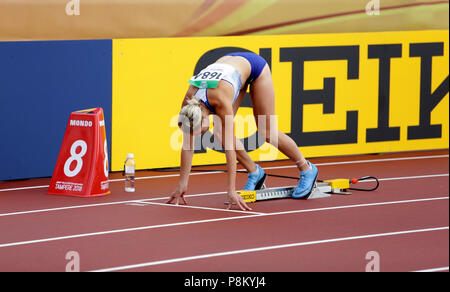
[167,130,193,205]
[214,97,252,211]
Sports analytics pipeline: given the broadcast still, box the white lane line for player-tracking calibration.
[0,191,227,218]
[267,154,449,170]
[0,173,447,218]
[90,226,449,272]
[0,214,262,249]
[377,173,448,181]
[111,154,450,181]
[0,199,152,218]
[140,201,265,215]
[0,185,50,192]
[0,154,447,192]
[413,266,449,272]
[253,196,449,217]
[0,196,447,249]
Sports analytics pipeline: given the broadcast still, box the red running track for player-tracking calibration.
[0,150,448,272]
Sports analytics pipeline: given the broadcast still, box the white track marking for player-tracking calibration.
[0,199,155,217]
[0,214,261,248]
[141,201,265,215]
[260,197,449,217]
[0,185,50,192]
[0,191,227,217]
[377,174,448,181]
[90,226,449,272]
[413,266,449,272]
[267,154,449,171]
[0,174,448,218]
[0,196,447,249]
[109,154,450,182]
[0,154,447,192]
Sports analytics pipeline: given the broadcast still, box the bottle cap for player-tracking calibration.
[127,153,134,159]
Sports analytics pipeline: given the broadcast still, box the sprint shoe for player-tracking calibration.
[244,164,267,191]
[292,162,318,199]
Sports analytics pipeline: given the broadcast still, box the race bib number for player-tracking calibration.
[189,67,224,89]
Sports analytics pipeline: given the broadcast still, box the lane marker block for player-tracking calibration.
[48,108,110,197]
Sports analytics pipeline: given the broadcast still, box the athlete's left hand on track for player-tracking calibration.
[227,191,252,211]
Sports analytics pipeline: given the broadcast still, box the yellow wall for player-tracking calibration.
[111,30,449,171]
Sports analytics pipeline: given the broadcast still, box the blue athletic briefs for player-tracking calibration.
[225,52,267,85]
[190,52,267,114]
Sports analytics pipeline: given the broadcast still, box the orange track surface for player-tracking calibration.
[0,150,448,272]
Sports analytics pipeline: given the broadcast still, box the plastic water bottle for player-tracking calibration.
[124,153,135,192]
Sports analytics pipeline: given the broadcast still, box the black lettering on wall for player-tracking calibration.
[366,44,402,142]
[407,42,449,140]
[280,46,359,146]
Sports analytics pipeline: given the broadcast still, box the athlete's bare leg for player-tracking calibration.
[249,65,310,172]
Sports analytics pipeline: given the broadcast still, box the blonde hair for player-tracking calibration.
[178,98,203,133]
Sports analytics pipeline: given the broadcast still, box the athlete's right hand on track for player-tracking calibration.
[166,184,188,205]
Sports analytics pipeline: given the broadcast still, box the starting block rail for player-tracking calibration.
[235,179,352,203]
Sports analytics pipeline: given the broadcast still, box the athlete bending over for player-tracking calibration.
[167,52,318,210]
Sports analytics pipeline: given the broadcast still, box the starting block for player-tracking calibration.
[235,179,352,203]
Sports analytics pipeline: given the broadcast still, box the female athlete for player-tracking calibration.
[167,52,318,210]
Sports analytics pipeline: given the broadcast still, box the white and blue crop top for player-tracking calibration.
[190,63,242,114]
